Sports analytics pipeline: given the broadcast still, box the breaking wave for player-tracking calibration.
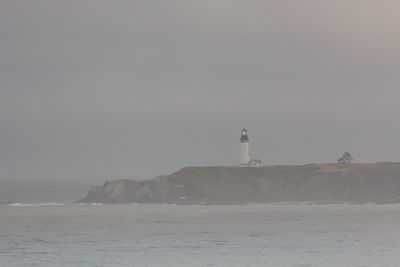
[4,202,104,207]
[6,202,67,207]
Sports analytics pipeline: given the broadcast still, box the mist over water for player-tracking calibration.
[0,180,91,203]
[0,189,84,204]
[0,203,399,267]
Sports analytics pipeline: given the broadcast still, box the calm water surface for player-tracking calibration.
[1,203,399,267]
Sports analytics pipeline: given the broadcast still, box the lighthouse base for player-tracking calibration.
[236,159,262,168]
[236,163,250,167]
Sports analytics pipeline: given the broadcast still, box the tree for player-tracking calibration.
[337,152,353,164]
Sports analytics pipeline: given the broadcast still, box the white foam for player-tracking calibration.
[7,202,66,207]
[75,202,103,206]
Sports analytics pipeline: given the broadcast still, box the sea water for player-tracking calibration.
[1,203,400,267]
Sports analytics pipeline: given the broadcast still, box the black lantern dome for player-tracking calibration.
[240,128,249,142]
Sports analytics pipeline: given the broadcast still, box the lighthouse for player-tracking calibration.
[238,128,262,167]
[240,128,250,166]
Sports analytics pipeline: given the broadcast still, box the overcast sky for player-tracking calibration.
[1,1,400,185]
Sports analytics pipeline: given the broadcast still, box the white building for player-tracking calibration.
[249,159,261,168]
[238,128,262,168]
[239,128,250,165]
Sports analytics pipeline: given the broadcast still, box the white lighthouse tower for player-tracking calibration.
[239,128,250,166]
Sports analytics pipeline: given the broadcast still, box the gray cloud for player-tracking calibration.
[1,1,400,185]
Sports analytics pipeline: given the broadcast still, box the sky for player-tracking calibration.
[1,0,400,187]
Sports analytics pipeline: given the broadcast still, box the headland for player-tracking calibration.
[80,162,400,204]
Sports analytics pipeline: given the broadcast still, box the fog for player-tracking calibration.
[1,1,400,188]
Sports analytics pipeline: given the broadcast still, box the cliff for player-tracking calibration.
[80,163,400,204]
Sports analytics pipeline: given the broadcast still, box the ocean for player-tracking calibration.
[1,203,399,267]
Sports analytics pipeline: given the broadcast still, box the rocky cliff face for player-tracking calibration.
[80,163,400,204]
